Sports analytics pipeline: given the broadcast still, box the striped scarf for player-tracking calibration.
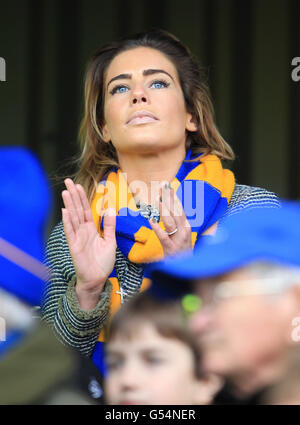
[90,151,234,350]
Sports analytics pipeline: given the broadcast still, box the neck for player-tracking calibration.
[229,352,291,398]
[117,146,186,205]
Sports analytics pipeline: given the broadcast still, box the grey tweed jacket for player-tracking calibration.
[41,184,280,357]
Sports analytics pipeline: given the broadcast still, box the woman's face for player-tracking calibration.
[102,47,196,155]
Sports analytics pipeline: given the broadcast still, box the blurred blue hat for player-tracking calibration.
[146,202,300,298]
[0,147,52,305]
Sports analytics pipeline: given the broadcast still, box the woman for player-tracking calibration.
[42,29,279,373]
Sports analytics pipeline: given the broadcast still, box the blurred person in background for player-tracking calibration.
[105,292,222,405]
[148,203,300,404]
[0,147,104,405]
[41,28,279,374]
[191,262,300,404]
[262,349,300,405]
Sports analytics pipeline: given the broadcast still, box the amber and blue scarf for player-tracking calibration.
[90,151,235,373]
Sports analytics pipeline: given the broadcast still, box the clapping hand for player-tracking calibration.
[150,185,193,257]
[62,178,116,310]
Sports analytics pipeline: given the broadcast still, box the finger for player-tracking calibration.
[169,188,188,228]
[94,194,106,233]
[162,188,190,236]
[159,186,177,234]
[150,218,173,251]
[103,208,116,243]
[62,208,76,246]
[76,184,94,223]
[64,178,85,224]
[62,190,80,231]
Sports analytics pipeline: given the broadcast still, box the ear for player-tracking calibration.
[185,112,198,132]
[192,373,224,405]
[101,122,111,143]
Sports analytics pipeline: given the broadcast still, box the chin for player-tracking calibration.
[119,400,147,405]
[120,141,166,154]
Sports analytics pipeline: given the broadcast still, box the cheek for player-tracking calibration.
[104,103,119,129]
[104,376,119,403]
[151,362,196,398]
[167,96,186,123]
[157,91,187,121]
[149,373,193,403]
[220,306,277,363]
[240,313,283,360]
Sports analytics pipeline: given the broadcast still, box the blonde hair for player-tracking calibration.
[75,29,235,202]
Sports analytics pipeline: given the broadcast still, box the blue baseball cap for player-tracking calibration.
[0,147,52,305]
[146,202,300,298]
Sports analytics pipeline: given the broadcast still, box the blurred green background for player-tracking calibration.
[0,0,300,231]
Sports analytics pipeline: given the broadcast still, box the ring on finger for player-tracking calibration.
[167,227,178,236]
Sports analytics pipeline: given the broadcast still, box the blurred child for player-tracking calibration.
[105,293,222,405]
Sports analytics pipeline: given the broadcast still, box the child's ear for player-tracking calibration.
[192,374,224,405]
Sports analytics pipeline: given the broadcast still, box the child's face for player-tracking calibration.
[105,321,204,405]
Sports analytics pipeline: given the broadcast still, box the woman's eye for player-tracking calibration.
[110,85,128,95]
[150,80,170,89]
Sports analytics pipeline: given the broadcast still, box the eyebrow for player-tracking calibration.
[107,69,174,90]
[106,347,166,357]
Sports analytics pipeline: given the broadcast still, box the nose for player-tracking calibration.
[189,307,214,335]
[118,360,142,391]
[133,96,147,104]
[131,84,148,105]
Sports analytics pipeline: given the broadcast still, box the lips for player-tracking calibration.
[127,110,158,125]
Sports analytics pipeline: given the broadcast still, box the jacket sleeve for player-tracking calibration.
[222,184,281,219]
[41,221,111,357]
